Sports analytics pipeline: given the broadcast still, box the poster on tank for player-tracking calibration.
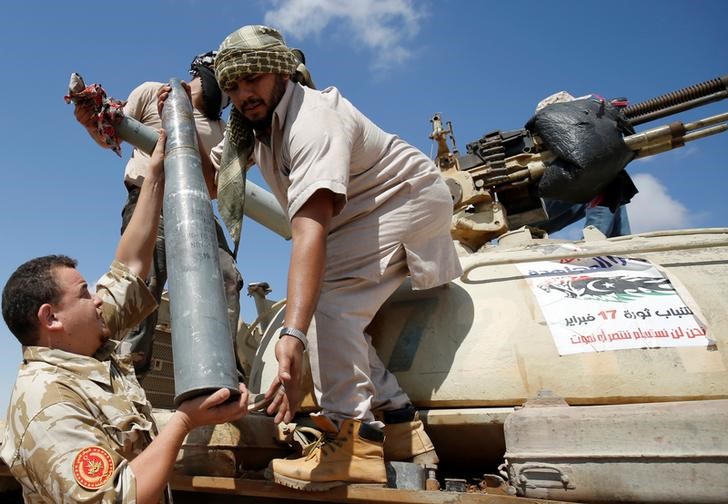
[516,251,712,356]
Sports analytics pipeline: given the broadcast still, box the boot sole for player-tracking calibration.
[266,468,386,492]
[273,473,346,491]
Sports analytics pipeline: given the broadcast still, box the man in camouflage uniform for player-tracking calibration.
[1,131,248,503]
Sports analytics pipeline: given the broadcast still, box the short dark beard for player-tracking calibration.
[241,74,289,134]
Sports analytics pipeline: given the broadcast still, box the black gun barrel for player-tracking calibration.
[625,74,728,126]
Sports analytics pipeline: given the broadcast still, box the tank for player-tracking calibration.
[245,226,728,502]
[2,76,727,504]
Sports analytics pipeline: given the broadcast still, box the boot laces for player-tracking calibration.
[307,432,346,460]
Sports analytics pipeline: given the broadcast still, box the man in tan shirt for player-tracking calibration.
[180,25,462,491]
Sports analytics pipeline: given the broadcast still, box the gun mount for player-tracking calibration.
[432,74,728,250]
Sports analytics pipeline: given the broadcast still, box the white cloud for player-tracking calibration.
[263,0,423,70]
[628,173,691,233]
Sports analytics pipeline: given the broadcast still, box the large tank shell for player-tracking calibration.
[251,228,728,408]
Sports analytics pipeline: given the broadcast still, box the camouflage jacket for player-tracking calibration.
[1,261,158,503]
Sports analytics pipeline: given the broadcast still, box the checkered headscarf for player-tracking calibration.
[215,25,299,91]
[214,25,314,253]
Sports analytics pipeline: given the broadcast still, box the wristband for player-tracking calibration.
[280,326,307,350]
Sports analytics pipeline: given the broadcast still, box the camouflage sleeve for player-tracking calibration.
[96,260,158,341]
[18,400,140,503]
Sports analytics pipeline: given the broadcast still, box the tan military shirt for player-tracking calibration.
[212,81,461,288]
[1,261,158,503]
[124,81,225,188]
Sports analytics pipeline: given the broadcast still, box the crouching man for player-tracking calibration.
[1,131,248,504]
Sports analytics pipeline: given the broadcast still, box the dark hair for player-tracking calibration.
[2,255,77,345]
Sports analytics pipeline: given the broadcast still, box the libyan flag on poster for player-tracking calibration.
[516,252,712,356]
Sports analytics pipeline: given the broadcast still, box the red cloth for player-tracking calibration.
[65,75,126,157]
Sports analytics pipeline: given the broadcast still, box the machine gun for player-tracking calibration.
[432,74,728,250]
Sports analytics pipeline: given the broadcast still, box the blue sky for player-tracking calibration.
[0,0,726,413]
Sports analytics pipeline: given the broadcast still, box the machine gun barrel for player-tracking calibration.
[428,73,728,250]
[624,111,728,158]
[624,74,728,126]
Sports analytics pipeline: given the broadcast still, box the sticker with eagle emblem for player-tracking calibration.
[73,446,114,490]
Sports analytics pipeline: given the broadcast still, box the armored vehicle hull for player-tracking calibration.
[246,227,728,501]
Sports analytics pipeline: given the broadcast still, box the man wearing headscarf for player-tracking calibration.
[74,52,243,375]
[208,25,462,491]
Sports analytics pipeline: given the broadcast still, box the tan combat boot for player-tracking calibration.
[381,405,439,464]
[267,416,387,491]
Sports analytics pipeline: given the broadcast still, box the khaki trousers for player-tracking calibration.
[308,247,411,425]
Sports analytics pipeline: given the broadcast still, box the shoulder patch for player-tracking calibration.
[73,446,115,490]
